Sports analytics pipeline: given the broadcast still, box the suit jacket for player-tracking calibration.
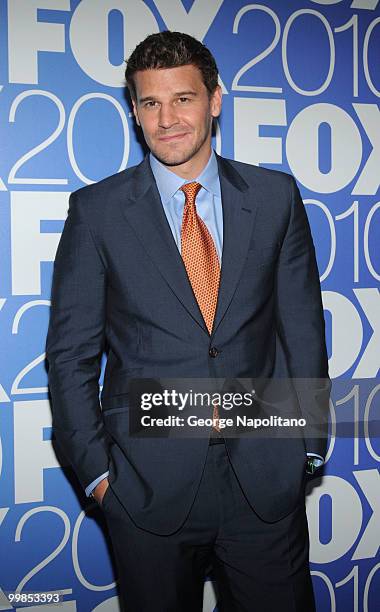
[45,153,330,535]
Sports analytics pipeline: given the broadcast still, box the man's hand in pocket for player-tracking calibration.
[93,478,109,506]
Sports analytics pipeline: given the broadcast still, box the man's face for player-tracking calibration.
[131,64,222,176]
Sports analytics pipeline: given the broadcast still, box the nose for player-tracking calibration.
[158,104,179,129]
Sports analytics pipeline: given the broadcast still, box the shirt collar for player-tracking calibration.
[149,149,220,205]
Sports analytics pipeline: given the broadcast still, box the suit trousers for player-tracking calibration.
[101,439,316,612]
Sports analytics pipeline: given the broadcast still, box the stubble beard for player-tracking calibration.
[148,117,212,169]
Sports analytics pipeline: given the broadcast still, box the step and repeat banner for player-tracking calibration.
[0,0,379,610]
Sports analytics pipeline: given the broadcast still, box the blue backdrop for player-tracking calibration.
[0,0,379,610]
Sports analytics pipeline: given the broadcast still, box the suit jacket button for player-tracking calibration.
[209,347,218,358]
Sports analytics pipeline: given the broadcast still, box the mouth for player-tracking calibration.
[157,133,189,142]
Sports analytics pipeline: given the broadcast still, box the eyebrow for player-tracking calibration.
[138,90,198,104]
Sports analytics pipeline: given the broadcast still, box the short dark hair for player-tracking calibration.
[125,31,219,99]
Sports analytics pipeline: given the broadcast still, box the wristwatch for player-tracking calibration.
[306,456,321,475]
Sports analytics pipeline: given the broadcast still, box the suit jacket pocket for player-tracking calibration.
[102,405,130,416]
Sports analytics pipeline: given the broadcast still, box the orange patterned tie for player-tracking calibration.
[180,182,221,433]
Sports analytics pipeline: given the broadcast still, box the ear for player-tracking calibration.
[210,85,222,119]
[132,99,141,127]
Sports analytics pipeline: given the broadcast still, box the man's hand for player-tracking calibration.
[92,478,109,506]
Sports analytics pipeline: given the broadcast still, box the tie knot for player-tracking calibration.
[180,182,202,204]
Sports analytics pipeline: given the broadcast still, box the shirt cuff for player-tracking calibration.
[85,471,109,497]
[306,453,324,468]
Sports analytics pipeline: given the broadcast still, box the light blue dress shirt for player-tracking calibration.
[149,149,223,262]
[85,150,323,497]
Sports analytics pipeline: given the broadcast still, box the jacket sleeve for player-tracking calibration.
[45,191,111,492]
[275,175,331,459]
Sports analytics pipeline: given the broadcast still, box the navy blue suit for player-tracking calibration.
[46,154,330,609]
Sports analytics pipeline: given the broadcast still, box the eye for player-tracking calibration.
[144,100,159,108]
[178,97,190,103]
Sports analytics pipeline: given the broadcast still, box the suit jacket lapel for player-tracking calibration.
[211,154,258,336]
[120,156,209,333]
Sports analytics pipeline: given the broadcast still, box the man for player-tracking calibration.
[46,31,330,612]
